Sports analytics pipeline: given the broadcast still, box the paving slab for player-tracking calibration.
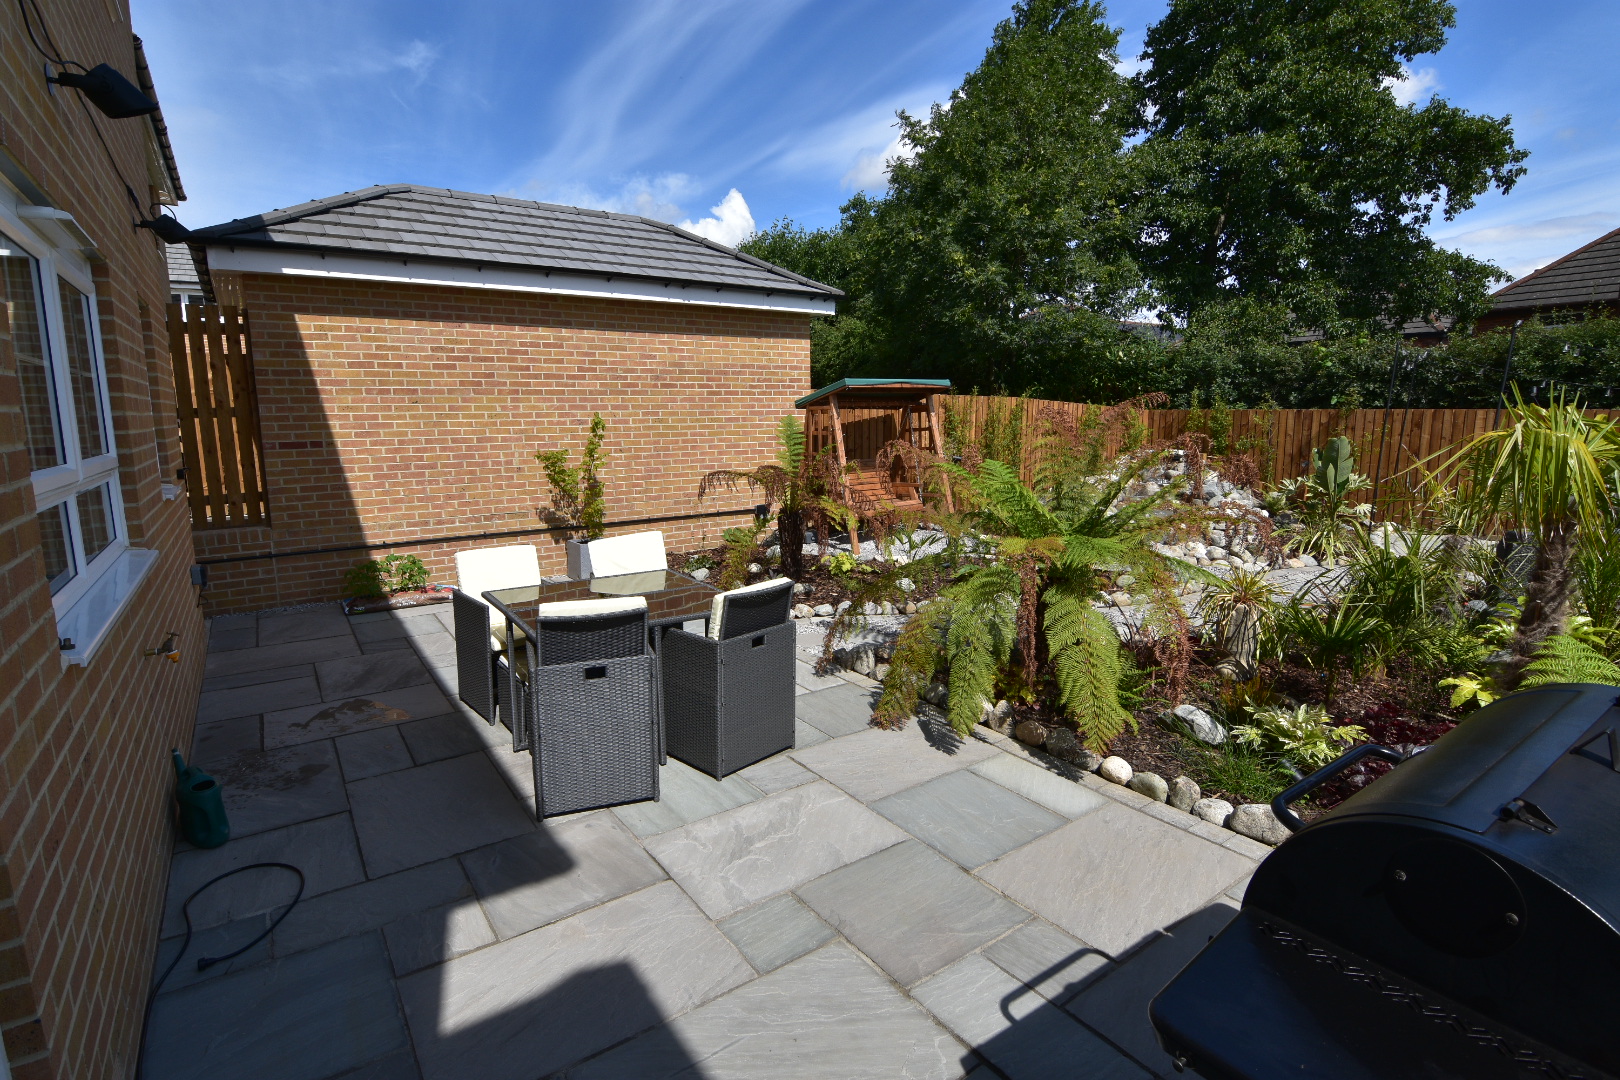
[794,719,830,748]
[970,753,1112,820]
[141,932,406,1080]
[645,781,907,919]
[259,604,350,645]
[263,685,452,749]
[196,676,323,725]
[794,658,847,693]
[191,715,261,768]
[982,918,1114,1008]
[398,881,752,1080]
[207,626,258,652]
[1065,901,1240,1077]
[401,631,457,662]
[204,635,361,678]
[336,726,414,782]
[570,942,967,1080]
[162,814,363,937]
[797,840,1027,987]
[382,900,497,977]
[399,713,487,765]
[790,721,1000,803]
[461,813,666,939]
[912,954,1151,1080]
[272,858,474,957]
[211,741,349,838]
[796,682,879,737]
[873,770,1066,869]
[717,893,836,973]
[150,912,276,994]
[316,651,434,700]
[201,662,318,693]
[334,1050,422,1080]
[976,802,1252,959]
[348,753,536,877]
[612,758,764,838]
[734,753,816,795]
[209,611,257,632]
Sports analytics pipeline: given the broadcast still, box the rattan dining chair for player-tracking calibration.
[451,544,542,724]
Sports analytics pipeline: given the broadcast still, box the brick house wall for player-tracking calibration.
[1,4,204,1078]
[193,271,812,613]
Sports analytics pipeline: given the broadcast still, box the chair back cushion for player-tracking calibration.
[533,596,648,664]
[456,545,542,626]
[584,530,667,578]
[709,578,795,640]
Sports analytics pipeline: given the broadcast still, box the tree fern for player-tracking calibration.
[1520,634,1620,689]
[943,568,1017,734]
[776,414,805,474]
[872,598,953,728]
[1045,585,1135,752]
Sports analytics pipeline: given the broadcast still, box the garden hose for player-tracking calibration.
[134,862,305,1080]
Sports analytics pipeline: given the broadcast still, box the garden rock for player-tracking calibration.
[838,645,876,677]
[1097,756,1133,785]
[1229,803,1291,846]
[1168,776,1201,812]
[813,603,835,617]
[880,601,896,616]
[794,582,812,595]
[923,681,949,708]
[1115,573,1136,588]
[1042,726,1094,769]
[898,578,915,593]
[747,562,763,574]
[1192,798,1234,827]
[981,699,1013,734]
[1014,720,1047,747]
[902,602,918,615]
[690,567,710,581]
[1128,771,1169,802]
[873,663,891,682]
[1163,704,1226,746]
[863,602,882,616]
[792,604,814,619]
[835,600,852,615]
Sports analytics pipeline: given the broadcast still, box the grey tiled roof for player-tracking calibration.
[166,244,200,290]
[1493,227,1620,313]
[189,185,841,299]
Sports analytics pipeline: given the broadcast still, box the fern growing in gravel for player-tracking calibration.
[1520,634,1620,689]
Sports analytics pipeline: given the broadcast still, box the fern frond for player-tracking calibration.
[1044,590,1135,753]
[873,598,952,729]
[776,415,805,474]
[941,573,1016,735]
[1520,634,1620,689]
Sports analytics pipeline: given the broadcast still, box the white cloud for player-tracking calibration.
[542,174,700,221]
[764,85,948,193]
[677,189,756,247]
[1385,63,1441,106]
[1445,212,1620,248]
[842,133,916,191]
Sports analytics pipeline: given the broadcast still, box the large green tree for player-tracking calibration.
[1132,0,1528,333]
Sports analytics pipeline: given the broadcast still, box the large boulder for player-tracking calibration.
[1160,704,1226,746]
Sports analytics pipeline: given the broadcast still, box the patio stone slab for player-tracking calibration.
[207,626,257,652]
[258,604,350,645]
[790,722,1000,803]
[976,802,1252,959]
[399,881,752,1080]
[798,840,1027,986]
[401,631,457,661]
[196,676,322,725]
[382,899,496,977]
[644,781,906,919]
[191,716,261,768]
[211,741,349,838]
[348,753,536,877]
[336,726,414,782]
[399,713,487,765]
[162,814,362,937]
[335,1050,422,1080]
[734,754,815,794]
[461,813,666,939]
[1065,901,1239,1077]
[612,758,764,838]
[970,753,1112,820]
[273,858,474,957]
[204,635,360,678]
[794,658,846,693]
[141,931,406,1080]
[316,651,434,700]
[982,918,1114,1007]
[151,913,276,994]
[717,893,836,973]
[263,684,452,748]
[796,682,878,737]
[794,719,829,748]
[201,662,318,693]
[570,942,967,1080]
[873,770,1065,869]
[912,954,1151,1080]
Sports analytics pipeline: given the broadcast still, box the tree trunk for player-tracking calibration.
[777,507,805,579]
[1501,524,1576,690]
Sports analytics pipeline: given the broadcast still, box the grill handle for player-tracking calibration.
[1271,744,1406,833]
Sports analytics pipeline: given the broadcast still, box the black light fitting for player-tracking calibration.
[48,63,159,119]
[136,215,192,244]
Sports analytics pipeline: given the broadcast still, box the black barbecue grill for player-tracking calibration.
[1150,683,1620,1080]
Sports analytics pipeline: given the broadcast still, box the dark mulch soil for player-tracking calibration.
[671,543,947,610]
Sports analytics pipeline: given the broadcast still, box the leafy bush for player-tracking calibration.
[1273,436,1373,561]
[1520,634,1620,689]
[344,554,430,598]
[537,412,608,540]
[1232,704,1366,769]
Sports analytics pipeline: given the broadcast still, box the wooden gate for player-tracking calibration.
[167,304,267,528]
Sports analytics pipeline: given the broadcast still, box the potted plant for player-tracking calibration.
[537,412,608,577]
[342,554,447,614]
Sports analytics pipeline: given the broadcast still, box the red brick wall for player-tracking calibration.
[1,3,205,1078]
[194,271,813,612]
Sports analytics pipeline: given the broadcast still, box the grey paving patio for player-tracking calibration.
[142,601,1268,1080]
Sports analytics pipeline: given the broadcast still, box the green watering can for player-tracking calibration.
[171,750,230,849]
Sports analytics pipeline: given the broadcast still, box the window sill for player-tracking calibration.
[56,547,159,667]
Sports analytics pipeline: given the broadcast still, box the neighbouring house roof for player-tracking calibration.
[166,245,200,292]
[187,185,842,302]
[796,378,952,409]
[1492,226,1620,313]
[132,35,184,204]
[1287,314,1456,346]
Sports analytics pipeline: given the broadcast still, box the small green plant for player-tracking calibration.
[1196,568,1281,678]
[1273,435,1373,561]
[1520,634,1620,689]
[1232,704,1366,769]
[717,520,767,590]
[1270,601,1383,705]
[823,552,861,579]
[1438,672,1499,709]
[538,412,608,540]
[344,554,430,598]
[1193,742,1288,805]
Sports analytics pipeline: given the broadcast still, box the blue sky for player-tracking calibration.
[135,0,1619,283]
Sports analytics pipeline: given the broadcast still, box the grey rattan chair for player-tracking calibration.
[504,597,659,817]
[660,578,796,779]
[451,544,541,724]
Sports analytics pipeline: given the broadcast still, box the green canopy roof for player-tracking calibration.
[795,378,952,409]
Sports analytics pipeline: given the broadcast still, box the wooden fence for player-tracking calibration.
[937,395,1506,519]
[168,304,268,528]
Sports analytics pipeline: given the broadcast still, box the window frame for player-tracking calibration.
[1,200,128,619]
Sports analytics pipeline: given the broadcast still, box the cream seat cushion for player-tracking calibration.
[582,531,667,578]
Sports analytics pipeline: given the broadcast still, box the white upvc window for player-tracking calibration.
[2,205,129,628]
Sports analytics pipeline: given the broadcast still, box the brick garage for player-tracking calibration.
[185,186,837,613]
[2,8,203,1079]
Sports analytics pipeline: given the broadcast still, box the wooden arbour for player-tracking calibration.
[797,378,953,554]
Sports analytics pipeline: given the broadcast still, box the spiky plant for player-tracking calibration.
[699,415,835,579]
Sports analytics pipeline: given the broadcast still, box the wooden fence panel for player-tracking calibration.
[168,303,267,529]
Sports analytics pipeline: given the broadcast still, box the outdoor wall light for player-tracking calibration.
[46,63,159,119]
[136,215,192,244]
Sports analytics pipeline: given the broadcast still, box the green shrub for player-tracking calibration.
[1232,704,1366,769]
[344,554,430,598]
[538,412,608,540]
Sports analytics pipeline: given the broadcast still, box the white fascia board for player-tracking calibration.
[203,247,836,316]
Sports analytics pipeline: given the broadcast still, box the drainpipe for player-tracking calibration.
[1492,320,1523,429]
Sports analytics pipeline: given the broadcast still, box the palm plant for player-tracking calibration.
[1195,568,1281,679]
[1269,600,1383,706]
[698,415,833,579]
[1433,389,1620,689]
[1274,435,1374,562]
